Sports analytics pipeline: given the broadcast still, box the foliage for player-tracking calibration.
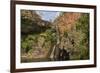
[75,13,89,59]
[21,10,90,62]
[21,34,38,53]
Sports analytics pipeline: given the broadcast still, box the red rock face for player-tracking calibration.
[56,12,81,35]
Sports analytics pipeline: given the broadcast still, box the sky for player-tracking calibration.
[36,11,60,22]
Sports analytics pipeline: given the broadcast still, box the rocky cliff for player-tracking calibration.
[21,10,51,34]
[53,12,81,34]
[21,10,89,62]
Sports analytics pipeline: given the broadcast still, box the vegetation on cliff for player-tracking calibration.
[21,10,89,62]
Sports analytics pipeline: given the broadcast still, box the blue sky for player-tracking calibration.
[36,11,60,22]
